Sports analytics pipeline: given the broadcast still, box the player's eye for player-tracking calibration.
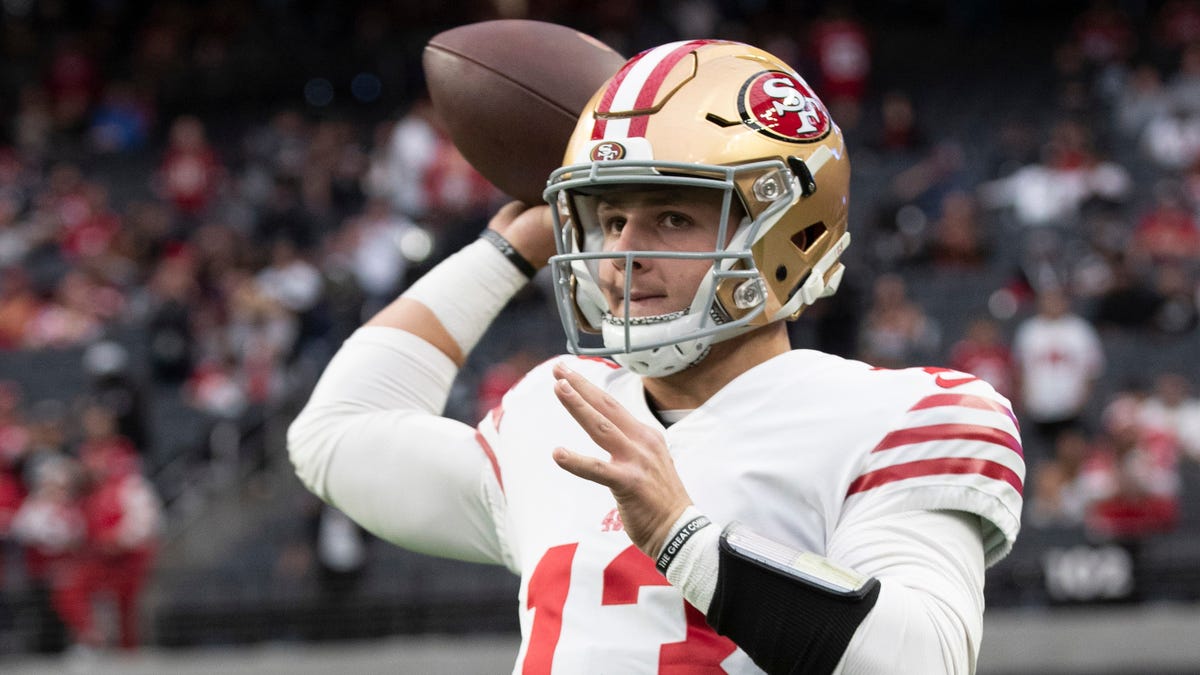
[661,212,692,229]
[601,216,626,235]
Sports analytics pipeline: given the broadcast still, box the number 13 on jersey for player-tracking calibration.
[522,543,743,674]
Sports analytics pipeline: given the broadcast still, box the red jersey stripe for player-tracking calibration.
[474,429,505,494]
[846,457,1024,497]
[909,393,1020,428]
[873,423,1023,458]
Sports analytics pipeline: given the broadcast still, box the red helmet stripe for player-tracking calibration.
[590,40,720,141]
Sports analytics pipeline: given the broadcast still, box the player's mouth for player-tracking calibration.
[612,292,675,317]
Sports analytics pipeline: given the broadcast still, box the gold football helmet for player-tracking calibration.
[544,40,851,376]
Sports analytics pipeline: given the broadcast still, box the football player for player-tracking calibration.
[289,40,1023,674]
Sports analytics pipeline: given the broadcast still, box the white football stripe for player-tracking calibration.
[861,435,1027,481]
[609,42,691,112]
[900,406,1021,441]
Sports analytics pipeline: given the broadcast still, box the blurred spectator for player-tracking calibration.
[948,316,1017,401]
[83,341,149,451]
[58,182,122,263]
[256,238,327,361]
[925,190,989,269]
[22,270,110,349]
[1130,180,1200,264]
[332,197,430,316]
[1072,0,1136,68]
[157,115,224,221]
[1114,62,1171,139]
[808,3,871,130]
[243,110,311,190]
[185,353,249,421]
[979,119,1132,227]
[872,141,969,267]
[1090,254,1165,331]
[254,176,318,251]
[0,268,41,349]
[311,502,369,597]
[19,400,73,490]
[1140,372,1200,461]
[1085,393,1181,539]
[868,90,926,155]
[10,456,84,653]
[44,35,100,134]
[1157,1,1200,56]
[13,85,53,160]
[1029,428,1100,527]
[1149,262,1200,335]
[0,381,29,469]
[370,98,501,240]
[222,272,295,405]
[145,250,199,384]
[88,81,155,154]
[1140,103,1200,169]
[1013,287,1106,457]
[858,273,940,368]
[58,439,161,650]
[1169,40,1200,115]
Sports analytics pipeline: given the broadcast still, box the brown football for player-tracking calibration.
[422,20,625,205]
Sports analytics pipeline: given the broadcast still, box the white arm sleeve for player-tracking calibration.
[665,508,985,674]
[288,326,510,566]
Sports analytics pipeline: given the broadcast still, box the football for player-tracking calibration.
[422,20,625,205]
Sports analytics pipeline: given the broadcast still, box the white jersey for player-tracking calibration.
[291,327,1023,674]
[475,350,1022,673]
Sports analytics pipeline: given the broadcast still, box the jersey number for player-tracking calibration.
[524,543,736,674]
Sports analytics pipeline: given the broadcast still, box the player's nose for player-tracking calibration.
[608,217,652,270]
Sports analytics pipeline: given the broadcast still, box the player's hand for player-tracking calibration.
[488,201,556,270]
[551,361,691,558]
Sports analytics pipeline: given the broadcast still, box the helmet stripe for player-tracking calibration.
[590,40,717,141]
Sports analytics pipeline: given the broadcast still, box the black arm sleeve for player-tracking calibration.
[706,525,882,675]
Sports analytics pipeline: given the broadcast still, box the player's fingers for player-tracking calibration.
[486,200,529,231]
[553,376,633,453]
[552,362,644,434]
[552,447,618,489]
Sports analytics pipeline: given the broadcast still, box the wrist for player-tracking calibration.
[655,506,711,575]
[479,229,538,279]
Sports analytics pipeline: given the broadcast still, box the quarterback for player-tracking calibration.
[289,40,1023,674]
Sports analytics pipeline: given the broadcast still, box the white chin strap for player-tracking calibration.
[601,312,715,377]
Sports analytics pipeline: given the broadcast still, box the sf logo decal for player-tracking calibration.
[740,71,832,142]
[591,141,626,161]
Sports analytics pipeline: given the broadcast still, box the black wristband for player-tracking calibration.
[655,515,712,575]
[479,229,538,279]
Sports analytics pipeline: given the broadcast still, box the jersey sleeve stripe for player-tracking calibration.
[473,429,505,494]
[872,423,1023,459]
[846,457,1024,497]
[908,393,1019,428]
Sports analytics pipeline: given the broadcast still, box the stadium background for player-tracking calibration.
[0,0,1199,673]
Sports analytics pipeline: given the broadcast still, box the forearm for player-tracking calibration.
[366,237,532,364]
[660,509,984,674]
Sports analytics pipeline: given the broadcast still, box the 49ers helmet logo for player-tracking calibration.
[739,71,831,142]
[590,141,626,161]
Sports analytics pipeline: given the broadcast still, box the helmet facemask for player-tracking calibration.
[546,159,797,377]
